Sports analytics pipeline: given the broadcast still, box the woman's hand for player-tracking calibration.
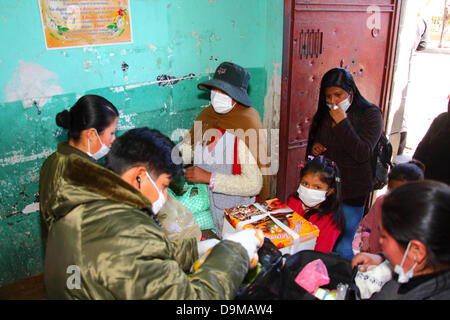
[185,166,212,184]
[352,252,385,272]
[329,104,347,124]
[311,142,327,156]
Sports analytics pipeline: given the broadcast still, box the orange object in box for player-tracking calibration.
[224,198,319,250]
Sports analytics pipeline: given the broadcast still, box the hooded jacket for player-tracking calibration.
[39,142,95,246]
[42,153,249,299]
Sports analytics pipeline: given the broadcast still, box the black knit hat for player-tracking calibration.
[198,62,252,107]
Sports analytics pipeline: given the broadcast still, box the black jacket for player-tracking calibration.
[370,269,450,300]
[413,111,450,185]
[312,105,383,203]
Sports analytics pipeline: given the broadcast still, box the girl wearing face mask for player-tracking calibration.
[39,94,119,245]
[286,156,345,253]
[352,180,450,300]
[306,68,383,261]
[353,160,425,255]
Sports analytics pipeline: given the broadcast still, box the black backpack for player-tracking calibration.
[371,132,393,190]
[353,105,393,190]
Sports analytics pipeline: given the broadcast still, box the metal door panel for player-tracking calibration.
[278,0,401,201]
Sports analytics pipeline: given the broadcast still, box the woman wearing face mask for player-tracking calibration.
[180,62,265,236]
[351,180,450,300]
[44,127,263,300]
[39,94,119,246]
[306,68,383,260]
[286,155,345,253]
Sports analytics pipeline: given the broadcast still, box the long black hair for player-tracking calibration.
[296,155,345,231]
[56,94,119,141]
[382,180,450,272]
[306,68,379,156]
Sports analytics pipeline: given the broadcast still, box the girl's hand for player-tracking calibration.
[329,104,347,124]
[352,252,384,272]
[185,166,212,184]
[311,142,327,156]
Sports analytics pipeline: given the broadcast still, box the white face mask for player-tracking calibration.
[211,91,236,114]
[297,184,328,208]
[87,129,110,160]
[327,95,352,113]
[394,241,418,283]
[145,171,166,214]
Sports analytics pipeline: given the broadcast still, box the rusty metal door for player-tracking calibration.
[277,0,401,202]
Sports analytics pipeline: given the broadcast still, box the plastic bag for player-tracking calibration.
[236,242,358,300]
[159,192,202,241]
[355,260,392,299]
[169,182,215,231]
[294,259,330,294]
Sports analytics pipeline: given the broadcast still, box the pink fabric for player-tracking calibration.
[355,194,385,254]
[295,259,330,294]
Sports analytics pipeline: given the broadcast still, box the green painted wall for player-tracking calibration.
[0,0,283,285]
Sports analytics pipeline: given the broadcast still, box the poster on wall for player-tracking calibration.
[39,0,132,49]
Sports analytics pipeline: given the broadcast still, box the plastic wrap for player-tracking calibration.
[159,192,202,241]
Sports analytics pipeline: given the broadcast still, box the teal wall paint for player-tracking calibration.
[0,0,283,285]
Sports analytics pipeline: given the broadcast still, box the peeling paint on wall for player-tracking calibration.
[0,148,55,167]
[117,111,138,131]
[4,61,64,108]
[0,0,283,287]
[22,202,39,215]
[156,73,195,87]
[263,61,282,130]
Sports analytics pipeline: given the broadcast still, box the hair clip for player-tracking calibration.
[335,176,341,182]
[299,164,305,169]
[307,155,315,161]
[331,161,336,168]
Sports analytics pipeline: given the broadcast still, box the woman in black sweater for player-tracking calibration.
[307,68,383,260]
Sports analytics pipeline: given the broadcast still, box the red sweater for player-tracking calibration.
[286,196,341,253]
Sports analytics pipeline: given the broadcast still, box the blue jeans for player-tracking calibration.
[333,204,365,260]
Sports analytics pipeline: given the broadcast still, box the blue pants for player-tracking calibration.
[333,204,365,260]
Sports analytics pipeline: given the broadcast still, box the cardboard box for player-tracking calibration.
[223,199,319,254]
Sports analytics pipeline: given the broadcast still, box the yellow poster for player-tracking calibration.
[39,0,132,49]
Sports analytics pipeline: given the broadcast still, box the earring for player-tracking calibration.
[137,176,141,189]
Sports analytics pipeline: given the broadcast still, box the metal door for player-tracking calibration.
[277,0,401,202]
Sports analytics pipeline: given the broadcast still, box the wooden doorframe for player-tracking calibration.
[277,0,295,202]
[380,0,403,127]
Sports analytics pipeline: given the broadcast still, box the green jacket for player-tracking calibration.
[39,142,95,246]
[42,153,249,299]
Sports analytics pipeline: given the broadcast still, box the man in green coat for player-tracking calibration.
[43,127,261,299]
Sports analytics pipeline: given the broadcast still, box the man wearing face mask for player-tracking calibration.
[43,127,263,299]
[180,62,269,236]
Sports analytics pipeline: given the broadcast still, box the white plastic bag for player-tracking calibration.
[159,192,202,241]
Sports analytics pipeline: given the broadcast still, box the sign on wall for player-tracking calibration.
[39,0,132,49]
